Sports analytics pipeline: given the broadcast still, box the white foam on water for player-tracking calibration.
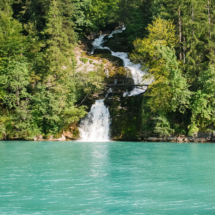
[79,99,110,142]
[108,29,123,38]
[109,51,150,96]
[92,35,106,49]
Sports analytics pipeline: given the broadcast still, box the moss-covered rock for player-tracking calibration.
[104,94,143,141]
[103,32,132,53]
[93,49,123,67]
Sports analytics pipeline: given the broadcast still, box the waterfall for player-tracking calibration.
[110,52,150,96]
[108,29,124,38]
[91,35,106,54]
[90,31,152,96]
[79,99,110,142]
[79,26,152,141]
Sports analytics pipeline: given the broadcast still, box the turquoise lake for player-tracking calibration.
[0,141,215,214]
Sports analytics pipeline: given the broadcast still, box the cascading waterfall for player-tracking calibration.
[80,26,151,141]
[91,35,106,54]
[90,29,152,97]
[79,99,110,142]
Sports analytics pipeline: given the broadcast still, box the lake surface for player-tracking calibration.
[0,141,215,214]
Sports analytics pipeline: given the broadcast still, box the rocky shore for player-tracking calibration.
[142,132,215,143]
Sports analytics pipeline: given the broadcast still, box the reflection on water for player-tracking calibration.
[0,141,215,214]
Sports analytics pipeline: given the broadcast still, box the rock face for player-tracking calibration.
[177,137,184,143]
[105,93,143,141]
[145,137,159,142]
[62,123,80,140]
[86,32,97,40]
[195,138,208,143]
[63,131,73,139]
[140,132,215,143]
[103,31,131,53]
[57,135,66,141]
[184,138,189,142]
[37,135,43,141]
[48,135,54,141]
[167,137,177,142]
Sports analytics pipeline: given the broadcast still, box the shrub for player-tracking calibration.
[80,58,89,64]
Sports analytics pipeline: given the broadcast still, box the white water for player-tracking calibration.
[79,99,110,142]
[91,30,151,96]
[80,27,151,141]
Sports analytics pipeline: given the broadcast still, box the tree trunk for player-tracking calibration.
[208,0,211,38]
[179,6,182,61]
[208,0,211,24]
[183,37,186,64]
[192,6,194,37]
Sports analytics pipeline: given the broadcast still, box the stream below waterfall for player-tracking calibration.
[79,28,151,141]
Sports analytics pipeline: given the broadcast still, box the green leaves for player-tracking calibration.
[0,0,103,140]
[0,9,26,59]
[189,65,215,134]
[159,46,191,113]
[132,18,190,114]
[154,113,175,137]
[0,58,30,108]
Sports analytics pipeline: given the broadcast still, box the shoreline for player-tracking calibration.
[1,137,215,143]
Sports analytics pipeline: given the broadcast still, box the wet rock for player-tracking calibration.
[37,135,43,141]
[47,135,54,141]
[105,94,143,141]
[145,137,159,142]
[196,138,210,143]
[63,131,73,139]
[166,137,177,142]
[188,137,196,142]
[103,31,131,53]
[156,138,165,142]
[87,32,97,40]
[211,138,215,142]
[184,138,189,142]
[57,135,66,141]
[103,30,110,35]
[198,132,212,139]
[94,49,111,55]
[177,137,184,143]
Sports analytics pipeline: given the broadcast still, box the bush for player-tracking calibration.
[154,114,175,137]
[80,58,89,64]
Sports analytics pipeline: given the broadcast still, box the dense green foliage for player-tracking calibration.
[1,0,215,140]
[0,0,103,140]
[131,0,215,136]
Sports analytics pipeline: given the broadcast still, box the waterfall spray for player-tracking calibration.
[79,99,110,142]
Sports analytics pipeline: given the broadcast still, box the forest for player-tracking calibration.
[0,0,215,140]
